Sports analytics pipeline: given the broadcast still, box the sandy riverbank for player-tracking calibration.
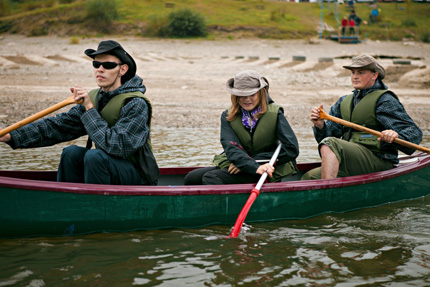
[0,35,429,132]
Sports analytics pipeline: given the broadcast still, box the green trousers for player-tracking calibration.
[301,137,394,180]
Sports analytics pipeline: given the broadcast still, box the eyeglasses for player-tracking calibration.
[92,61,122,70]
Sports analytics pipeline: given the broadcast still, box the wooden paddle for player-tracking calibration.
[230,142,282,238]
[0,95,81,138]
[318,107,430,154]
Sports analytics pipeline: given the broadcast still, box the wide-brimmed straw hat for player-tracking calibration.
[226,70,269,97]
[343,54,385,80]
[85,40,136,84]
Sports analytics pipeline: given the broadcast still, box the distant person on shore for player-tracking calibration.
[349,10,361,34]
[341,16,348,35]
[369,6,380,24]
[349,18,356,35]
[301,55,422,180]
[184,70,299,185]
[0,40,159,185]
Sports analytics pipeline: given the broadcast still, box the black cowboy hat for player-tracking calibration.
[85,40,136,84]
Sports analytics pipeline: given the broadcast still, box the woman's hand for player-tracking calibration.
[70,86,94,111]
[256,163,275,178]
[228,163,241,174]
[310,104,325,130]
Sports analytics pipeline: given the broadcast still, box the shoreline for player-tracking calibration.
[1,35,429,131]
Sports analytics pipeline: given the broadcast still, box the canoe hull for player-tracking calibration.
[1,155,430,237]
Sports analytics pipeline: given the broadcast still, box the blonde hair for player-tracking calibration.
[226,88,268,122]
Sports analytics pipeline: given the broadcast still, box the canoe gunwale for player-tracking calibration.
[0,154,429,196]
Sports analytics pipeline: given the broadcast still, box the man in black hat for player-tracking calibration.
[302,54,422,180]
[0,40,159,185]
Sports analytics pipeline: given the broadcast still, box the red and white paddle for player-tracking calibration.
[230,142,282,238]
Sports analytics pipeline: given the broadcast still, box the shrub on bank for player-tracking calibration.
[166,8,207,38]
[421,30,430,43]
[84,0,119,33]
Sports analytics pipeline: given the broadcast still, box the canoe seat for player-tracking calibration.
[396,157,419,165]
[280,171,305,182]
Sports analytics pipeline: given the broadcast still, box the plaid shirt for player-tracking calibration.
[9,75,150,160]
[314,79,423,163]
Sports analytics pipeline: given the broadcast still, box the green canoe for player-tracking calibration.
[0,153,429,238]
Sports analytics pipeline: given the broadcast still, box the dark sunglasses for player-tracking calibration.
[92,61,122,70]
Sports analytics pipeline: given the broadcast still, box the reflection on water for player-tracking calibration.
[0,127,322,170]
[1,198,430,286]
[1,127,429,170]
[1,128,430,285]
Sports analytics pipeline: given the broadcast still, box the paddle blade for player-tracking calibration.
[230,188,260,238]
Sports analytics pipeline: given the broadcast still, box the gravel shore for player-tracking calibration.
[1,35,429,131]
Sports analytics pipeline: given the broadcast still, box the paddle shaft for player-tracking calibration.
[318,108,430,154]
[230,142,282,238]
[0,95,78,138]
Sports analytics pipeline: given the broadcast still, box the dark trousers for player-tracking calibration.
[57,145,143,185]
[184,166,262,185]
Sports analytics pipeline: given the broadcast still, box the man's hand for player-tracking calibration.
[0,129,11,142]
[379,130,398,143]
[310,104,325,129]
[70,86,94,111]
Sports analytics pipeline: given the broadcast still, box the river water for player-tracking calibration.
[1,127,430,286]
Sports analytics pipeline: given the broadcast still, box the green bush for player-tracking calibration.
[145,14,169,37]
[84,0,119,33]
[420,29,430,43]
[0,20,14,33]
[166,8,207,38]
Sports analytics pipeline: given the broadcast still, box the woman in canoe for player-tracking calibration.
[185,70,299,185]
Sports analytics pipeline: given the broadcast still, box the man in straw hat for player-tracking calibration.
[302,54,422,180]
[0,40,159,185]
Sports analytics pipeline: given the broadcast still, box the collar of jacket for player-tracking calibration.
[352,78,388,100]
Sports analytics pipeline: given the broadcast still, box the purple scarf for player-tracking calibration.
[241,107,261,131]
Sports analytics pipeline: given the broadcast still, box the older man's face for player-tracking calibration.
[350,68,378,90]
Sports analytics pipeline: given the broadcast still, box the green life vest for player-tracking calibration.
[230,104,279,155]
[214,103,296,182]
[89,90,152,127]
[89,89,154,149]
[88,89,159,185]
[340,89,398,155]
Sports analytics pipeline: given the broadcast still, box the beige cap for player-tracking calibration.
[343,54,385,80]
[226,70,269,97]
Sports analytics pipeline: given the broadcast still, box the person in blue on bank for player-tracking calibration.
[0,40,159,185]
[184,70,299,185]
[301,55,422,180]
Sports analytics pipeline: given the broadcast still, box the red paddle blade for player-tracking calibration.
[230,188,260,238]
